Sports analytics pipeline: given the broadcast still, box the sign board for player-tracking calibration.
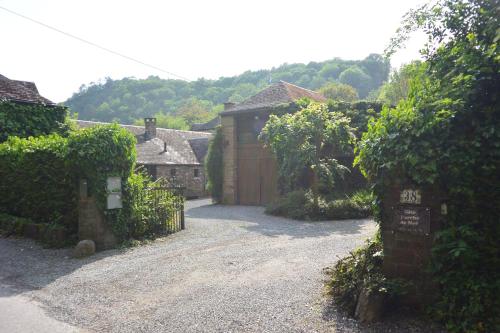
[106,177,122,193]
[394,205,430,235]
[107,193,123,209]
[106,177,122,209]
[400,189,421,205]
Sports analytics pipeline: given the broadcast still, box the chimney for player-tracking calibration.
[144,117,156,140]
[223,102,235,111]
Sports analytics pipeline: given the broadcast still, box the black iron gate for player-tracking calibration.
[147,179,185,235]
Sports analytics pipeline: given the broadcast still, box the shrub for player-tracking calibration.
[0,101,71,142]
[325,233,409,315]
[0,135,77,229]
[205,125,224,202]
[266,189,373,221]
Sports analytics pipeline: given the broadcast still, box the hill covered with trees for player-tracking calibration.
[64,53,390,127]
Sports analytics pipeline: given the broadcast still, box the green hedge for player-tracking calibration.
[0,134,77,229]
[0,124,136,238]
[266,189,373,221]
[0,101,71,142]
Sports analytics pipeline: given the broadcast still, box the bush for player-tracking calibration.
[266,189,373,220]
[325,233,408,315]
[0,101,71,142]
[0,212,73,248]
[205,125,224,202]
[0,135,77,229]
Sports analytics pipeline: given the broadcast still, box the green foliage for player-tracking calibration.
[205,126,224,202]
[0,135,77,229]
[358,1,500,331]
[319,82,359,102]
[327,101,384,136]
[325,233,409,315]
[266,189,373,221]
[260,102,355,206]
[133,112,188,130]
[339,66,373,98]
[67,124,137,239]
[377,61,423,105]
[0,101,71,142]
[64,55,390,124]
[0,213,72,248]
[124,172,182,239]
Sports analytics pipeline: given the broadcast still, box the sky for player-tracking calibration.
[0,0,428,102]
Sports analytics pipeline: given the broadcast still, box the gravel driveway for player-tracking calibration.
[1,199,383,332]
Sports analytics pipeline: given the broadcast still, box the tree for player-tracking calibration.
[339,66,373,98]
[260,102,355,207]
[319,82,359,102]
[377,61,423,105]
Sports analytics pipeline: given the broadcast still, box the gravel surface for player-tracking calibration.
[0,199,441,332]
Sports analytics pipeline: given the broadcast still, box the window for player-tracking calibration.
[194,168,200,178]
[170,168,176,177]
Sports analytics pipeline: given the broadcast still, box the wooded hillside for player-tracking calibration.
[64,53,389,126]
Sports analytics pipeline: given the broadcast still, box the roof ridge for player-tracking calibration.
[278,80,324,97]
[74,119,212,135]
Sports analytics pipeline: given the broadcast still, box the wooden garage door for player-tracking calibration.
[237,143,278,205]
[236,113,279,205]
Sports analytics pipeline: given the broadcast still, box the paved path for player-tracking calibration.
[0,199,377,332]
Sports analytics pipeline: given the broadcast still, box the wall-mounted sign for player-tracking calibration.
[394,205,430,235]
[106,176,122,209]
[107,177,122,193]
[400,189,422,205]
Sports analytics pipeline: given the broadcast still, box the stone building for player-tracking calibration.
[0,74,54,104]
[77,118,212,198]
[219,81,326,205]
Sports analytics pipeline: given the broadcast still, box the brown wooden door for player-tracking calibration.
[237,144,261,205]
[259,148,279,205]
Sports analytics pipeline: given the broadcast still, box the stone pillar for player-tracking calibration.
[381,185,446,307]
[78,179,117,250]
[221,115,238,204]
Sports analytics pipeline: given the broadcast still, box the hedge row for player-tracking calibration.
[0,101,71,142]
[0,124,136,237]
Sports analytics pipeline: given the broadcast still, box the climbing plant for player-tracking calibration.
[205,125,224,203]
[260,102,355,207]
[0,101,71,142]
[356,0,500,331]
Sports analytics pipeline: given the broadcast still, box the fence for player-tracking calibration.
[131,177,185,237]
[148,181,185,234]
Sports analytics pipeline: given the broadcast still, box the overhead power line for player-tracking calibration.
[0,5,190,81]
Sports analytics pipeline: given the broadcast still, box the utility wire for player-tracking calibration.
[0,5,190,81]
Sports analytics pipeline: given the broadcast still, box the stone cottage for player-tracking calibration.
[219,81,326,205]
[77,118,212,198]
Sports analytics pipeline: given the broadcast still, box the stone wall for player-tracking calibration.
[78,196,117,250]
[381,185,445,307]
[221,115,237,204]
[156,165,206,198]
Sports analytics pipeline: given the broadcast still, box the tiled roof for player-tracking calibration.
[76,120,212,165]
[0,74,54,105]
[190,116,220,131]
[220,81,326,115]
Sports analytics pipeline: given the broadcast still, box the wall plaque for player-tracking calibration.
[394,205,430,235]
[400,189,421,205]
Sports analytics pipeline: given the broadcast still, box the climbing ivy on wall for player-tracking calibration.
[0,101,71,142]
[356,0,500,331]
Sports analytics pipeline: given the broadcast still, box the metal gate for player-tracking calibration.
[147,179,185,235]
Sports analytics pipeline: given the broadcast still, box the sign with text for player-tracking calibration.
[394,205,430,235]
[400,189,422,205]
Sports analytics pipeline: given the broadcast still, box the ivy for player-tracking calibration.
[205,126,224,203]
[0,101,71,142]
[356,1,500,331]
